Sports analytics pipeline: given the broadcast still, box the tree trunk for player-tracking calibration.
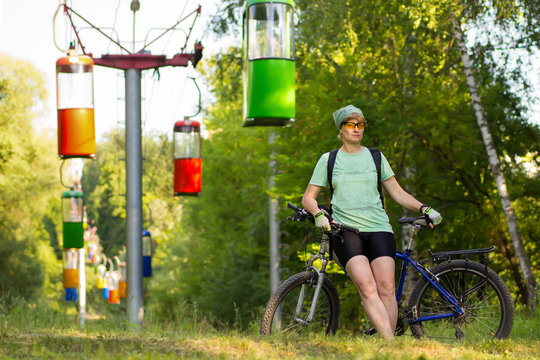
[453,20,537,311]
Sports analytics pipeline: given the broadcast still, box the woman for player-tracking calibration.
[302,104,442,339]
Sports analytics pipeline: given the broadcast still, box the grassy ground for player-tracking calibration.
[0,302,538,359]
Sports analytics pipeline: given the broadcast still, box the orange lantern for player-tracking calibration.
[107,271,120,304]
[119,261,127,299]
[56,48,96,159]
[63,248,79,288]
[173,119,201,196]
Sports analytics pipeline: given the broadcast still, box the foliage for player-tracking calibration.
[82,130,126,256]
[147,49,272,326]
[0,54,61,302]
[139,0,540,329]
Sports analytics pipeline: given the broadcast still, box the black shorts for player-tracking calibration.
[331,231,396,266]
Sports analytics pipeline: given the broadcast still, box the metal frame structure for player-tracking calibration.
[56,2,203,327]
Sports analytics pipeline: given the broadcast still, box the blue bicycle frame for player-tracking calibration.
[395,248,465,323]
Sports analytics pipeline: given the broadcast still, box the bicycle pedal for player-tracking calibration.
[362,328,377,336]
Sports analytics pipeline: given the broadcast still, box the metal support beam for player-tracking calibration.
[269,132,281,325]
[269,132,280,293]
[92,44,203,329]
[125,68,143,327]
[78,247,86,327]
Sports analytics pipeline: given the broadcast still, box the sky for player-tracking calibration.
[0,0,239,141]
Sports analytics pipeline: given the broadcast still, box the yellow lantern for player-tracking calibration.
[96,256,106,289]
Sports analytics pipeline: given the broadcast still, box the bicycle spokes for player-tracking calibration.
[409,260,513,341]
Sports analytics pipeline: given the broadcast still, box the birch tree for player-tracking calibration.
[452,19,537,310]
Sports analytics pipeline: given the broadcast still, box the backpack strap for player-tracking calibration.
[326,149,339,263]
[368,148,384,209]
[327,149,339,198]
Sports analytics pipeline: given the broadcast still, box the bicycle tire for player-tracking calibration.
[260,271,340,335]
[408,259,514,340]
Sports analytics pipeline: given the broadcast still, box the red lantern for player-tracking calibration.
[56,49,96,159]
[173,119,201,196]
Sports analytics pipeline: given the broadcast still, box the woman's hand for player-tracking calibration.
[423,207,442,226]
[314,211,331,231]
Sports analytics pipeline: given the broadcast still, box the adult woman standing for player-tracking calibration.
[302,105,442,339]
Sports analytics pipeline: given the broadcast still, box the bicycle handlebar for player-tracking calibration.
[287,203,432,233]
[331,222,360,234]
[287,203,361,235]
[287,203,302,212]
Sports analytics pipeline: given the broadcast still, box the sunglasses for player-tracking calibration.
[342,122,367,130]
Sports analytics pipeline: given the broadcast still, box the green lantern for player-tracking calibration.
[62,190,84,249]
[243,0,295,127]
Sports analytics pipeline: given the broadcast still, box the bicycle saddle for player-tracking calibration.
[398,216,428,226]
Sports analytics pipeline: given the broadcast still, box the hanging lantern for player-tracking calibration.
[242,0,295,127]
[63,248,79,301]
[102,275,109,300]
[62,190,84,249]
[56,48,96,158]
[87,242,97,262]
[91,247,101,266]
[142,230,152,277]
[107,271,120,304]
[96,257,107,289]
[173,119,202,196]
[119,261,127,299]
[83,206,88,230]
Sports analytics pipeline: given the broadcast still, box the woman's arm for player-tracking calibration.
[302,184,323,216]
[382,176,423,213]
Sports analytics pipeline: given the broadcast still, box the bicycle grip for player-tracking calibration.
[336,223,360,234]
[287,203,301,212]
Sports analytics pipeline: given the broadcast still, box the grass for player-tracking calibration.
[0,300,539,359]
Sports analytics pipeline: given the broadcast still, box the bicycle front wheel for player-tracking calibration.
[260,271,340,336]
[408,260,514,341]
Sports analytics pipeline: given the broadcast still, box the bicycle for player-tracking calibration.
[260,203,514,340]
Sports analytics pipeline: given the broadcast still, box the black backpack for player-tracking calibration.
[326,148,384,210]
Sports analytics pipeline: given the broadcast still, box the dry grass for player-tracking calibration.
[1,328,539,359]
[0,300,538,359]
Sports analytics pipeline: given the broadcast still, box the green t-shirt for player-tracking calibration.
[309,148,395,233]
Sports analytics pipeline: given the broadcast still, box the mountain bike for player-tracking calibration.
[260,203,514,340]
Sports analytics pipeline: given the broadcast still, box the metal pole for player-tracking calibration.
[269,132,281,327]
[269,182,280,293]
[78,247,86,327]
[125,68,143,327]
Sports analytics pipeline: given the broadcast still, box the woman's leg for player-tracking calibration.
[370,256,397,332]
[346,255,394,339]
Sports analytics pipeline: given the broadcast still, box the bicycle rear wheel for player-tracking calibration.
[260,271,340,335]
[408,260,514,341]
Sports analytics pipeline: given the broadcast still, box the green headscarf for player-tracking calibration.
[332,105,364,128]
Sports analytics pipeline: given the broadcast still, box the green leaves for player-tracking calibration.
[0,54,60,301]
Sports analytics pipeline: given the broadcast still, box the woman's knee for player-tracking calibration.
[376,279,395,299]
[349,274,379,300]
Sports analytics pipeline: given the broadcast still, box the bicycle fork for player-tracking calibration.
[295,237,330,325]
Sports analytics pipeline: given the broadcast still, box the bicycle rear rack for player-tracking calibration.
[420,246,495,265]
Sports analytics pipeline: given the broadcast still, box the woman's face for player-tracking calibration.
[340,113,366,144]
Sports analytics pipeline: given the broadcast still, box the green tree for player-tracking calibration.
[145,0,540,328]
[82,130,126,256]
[147,50,272,325]
[0,54,61,302]
[273,0,539,321]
